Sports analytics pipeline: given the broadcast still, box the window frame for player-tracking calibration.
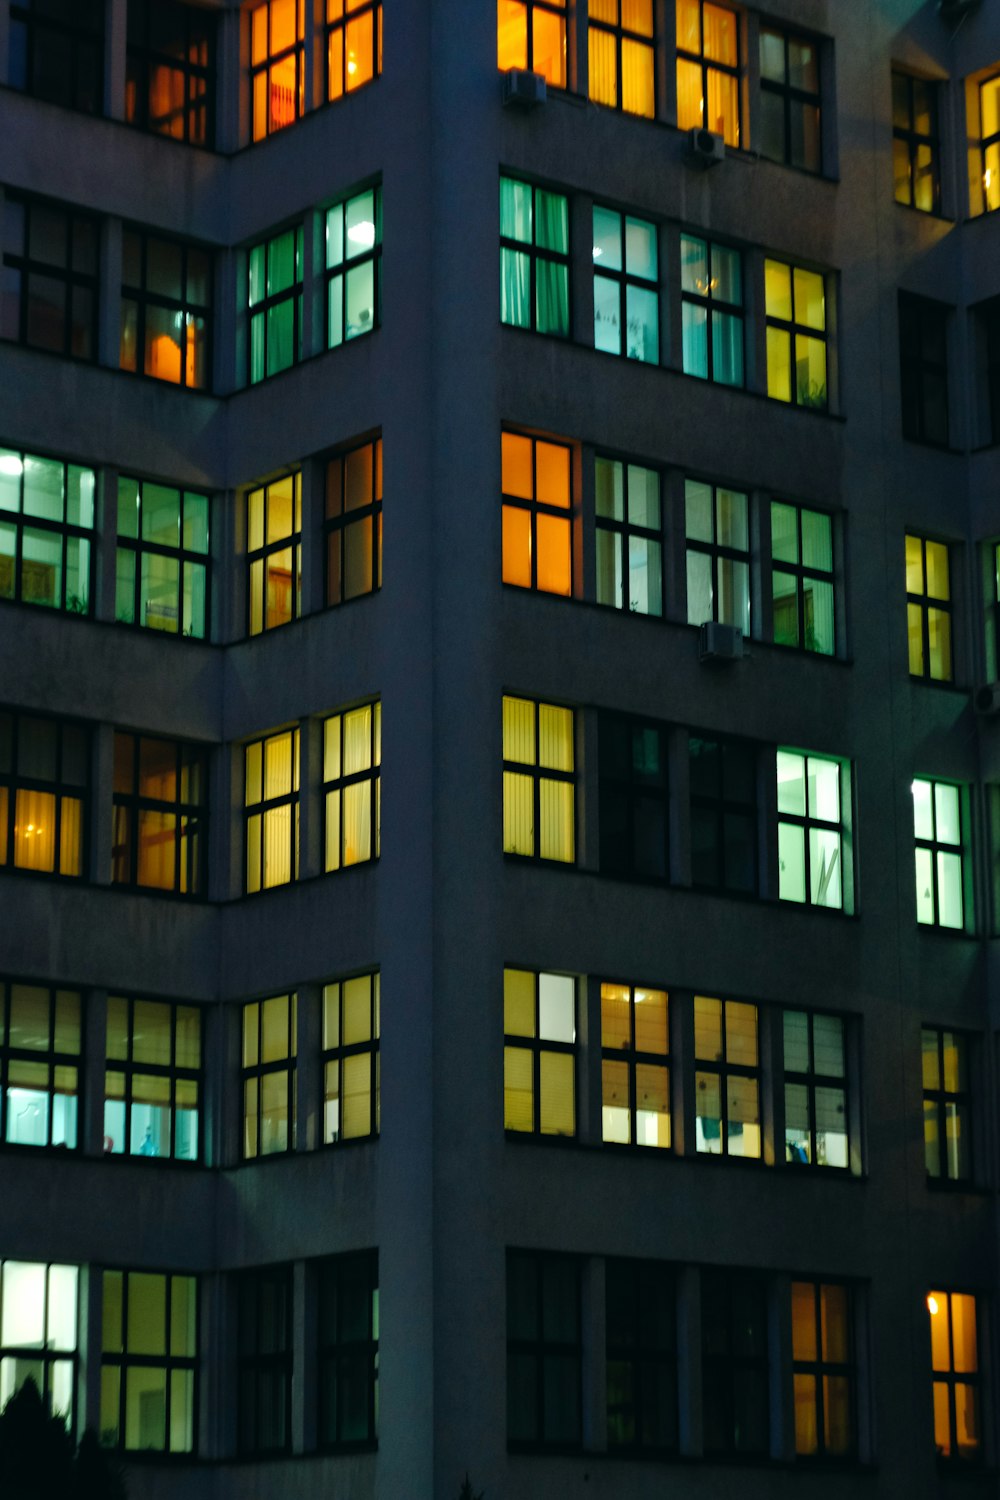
[497,0,568,89]
[592,204,660,363]
[244,726,300,894]
[322,972,380,1147]
[1,194,99,362]
[675,0,741,147]
[502,695,576,863]
[325,186,383,350]
[324,435,382,607]
[120,227,212,391]
[898,292,950,448]
[905,533,953,683]
[114,475,211,640]
[501,430,573,597]
[599,980,670,1151]
[499,176,571,339]
[892,70,941,215]
[912,777,966,931]
[598,712,671,882]
[769,499,836,656]
[927,1289,983,1464]
[0,1260,79,1433]
[605,1257,677,1454]
[503,967,577,1139]
[684,476,751,635]
[241,993,297,1161]
[316,1250,379,1450]
[247,224,304,384]
[322,700,381,873]
[246,472,302,636]
[593,453,663,618]
[688,732,759,895]
[0,709,89,880]
[700,1267,769,1456]
[249,0,305,142]
[506,1249,582,1449]
[680,234,745,386]
[236,1264,293,1455]
[587,0,656,118]
[781,1008,850,1171]
[326,0,382,102]
[693,995,761,1160]
[9,0,104,115]
[99,1267,198,1455]
[776,749,850,912]
[790,1279,857,1460]
[111,732,208,898]
[758,23,823,174]
[0,979,82,1152]
[124,0,216,148]
[0,445,95,616]
[921,1026,973,1185]
[104,995,202,1165]
[764,258,829,410]
[980,74,1000,215]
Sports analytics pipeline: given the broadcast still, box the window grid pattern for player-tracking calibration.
[327,0,382,101]
[115,477,210,639]
[593,206,659,362]
[981,75,999,214]
[675,0,740,146]
[594,456,661,616]
[322,974,380,1146]
[770,501,835,655]
[791,1281,855,1458]
[928,1290,981,1462]
[325,437,382,606]
[0,447,94,615]
[100,1270,197,1454]
[507,1251,582,1447]
[0,981,80,1151]
[0,711,88,879]
[323,701,381,873]
[502,696,575,862]
[497,0,567,88]
[238,1266,292,1454]
[1,195,98,361]
[501,431,572,597]
[684,479,750,634]
[694,997,760,1159]
[112,733,207,897]
[248,226,303,383]
[600,982,670,1149]
[500,177,570,338]
[125,0,215,147]
[503,968,576,1138]
[120,229,211,390]
[317,1251,379,1449]
[588,0,654,117]
[689,734,757,894]
[598,715,670,881]
[899,293,949,447]
[247,473,301,636]
[9,0,103,113]
[922,1027,971,1184]
[759,26,821,173]
[0,1261,79,1432]
[701,1269,769,1455]
[326,188,382,348]
[242,994,297,1160]
[104,997,201,1164]
[764,259,827,409]
[680,235,744,386]
[892,71,940,214]
[244,728,300,894]
[783,1010,848,1169]
[250,0,304,141]
[777,750,845,910]
[906,534,952,681]
[606,1258,676,1452]
[912,778,964,929]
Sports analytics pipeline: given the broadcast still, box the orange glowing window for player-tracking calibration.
[327,0,382,101]
[497,0,566,89]
[501,431,572,597]
[112,732,207,896]
[588,0,654,118]
[120,229,212,392]
[676,0,740,146]
[928,1291,981,1463]
[250,0,305,142]
[0,712,88,879]
[125,0,215,147]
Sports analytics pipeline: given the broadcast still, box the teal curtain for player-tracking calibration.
[536,259,568,337]
[712,309,743,385]
[501,247,530,328]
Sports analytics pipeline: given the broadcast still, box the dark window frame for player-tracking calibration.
[899,292,950,448]
[100,1267,199,1455]
[693,995,761,1160]
[776,748,847,911]
[905,533,952,682]
[1,194,99,362]
[892,70,941,214]
[237,1264,293,1455]
[324,435,382,607]
[759,23,823,174]
[503,967,578,1140]
[684,476,751,633]
[791,1278,857,1460]
[980,75,1000,215]
[599,980,671,1152]
[676,0,741,145]
[506,1250,582,1450]
[111,732,208,898]
[125,0,216,148]
[249,0,305,142]
[244,726,300,895]
[321,972,380,1147]
[598,713,670,882]
[322,700,381,874]
[928,1288,983,1464]
[0,709,89,880]
[769,499,836,655]
[0,445,95,616]
[120,227,213,391]
[326,0,382,102]
[501,430,574,596]
[782,1008,850,1170]
[325,185,383,349]
[913,778,965,930]
[246,472,302,638]
[114,475,211,640]
[592,204,660,362]
[247,225,304,384]
[316,1250,379,1450]
[241,993,297,1161]
[9,0,104,115]
[501,695,577,864]
[588,1,656,116]
[922,1026,973,1184]
[0,979,82,1152]
[605,1257,677,1453]
[688,733,758,894]
[701,1267,770,1456]
[680,234,745,386]
[499,176,571,339]
[594,453,663,617]
[104,995,203,1165]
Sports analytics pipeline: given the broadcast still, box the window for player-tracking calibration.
[100,1270,197,1453]
[0,1262,78,1429]
[600,982,669,1148]
[0,711,87,878]
[906,534,952,681]
[680,236,743,386]
[497,0,566,88]
[783,1010,848,1168]
[502,696,575,862]
[0,195,98,360]
[120,230,211,389]
[689,734,757,893]
[598,715,669,880]
[247,473,301,635]
[112,733,207,896]
[250,0,304,140]
[326,0,381,101]
[507,1251,581,1446]
[701,1269,768,1455]
[979,297,1000,445]
[323,701,381,872]
[927,1291,981,1462]
[317,1252,379,1448]
[981,75,1000,214]
[777,750,846,910]
[675,0,740,146]
[765,260,827,409]
[115,477,209,638]
[104,997,201,1163]
[9,0,103,113]
[892,71,940,213]
[503,968,576,1137]
[771,500,835,654]
[912,778,964,929]
[899,294,950,446]
[322,974,379,1145]
[0,447,94,614]
[244,727,300,893]
[606,1259,676,1452]
[125,0,215,147]
[685,478,750,634]
[922,1027,971,1183]
[501,431,572,596]
[242,993,297,1159]
[326,437,382,605]
[595,456,661,615]
[238,1266,292,1454]
[791,1281,855,1458]
[759,26,821,173]
[693,996,760,1158]
[500,178,570,338]
[588,0,654,117]
[326,187,382,348]
[592,207,659,362]
[248,225,303,383]
[0,981,80,1149]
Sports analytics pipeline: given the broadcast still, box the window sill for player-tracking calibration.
[907,675,968,694]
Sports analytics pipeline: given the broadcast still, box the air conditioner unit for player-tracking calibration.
[974,682,1000,716]
[687,126,726,167]
[503,69,547,108]
[699,621,744,662]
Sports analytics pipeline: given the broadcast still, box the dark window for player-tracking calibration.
[104,997,202,1163]
[0,710,88,878]
[791,1280,856,1458]
[759,26,822,172]
[247,473,301,636]
[125,0,215,147]
[689,735,757,893]
[120,230,212,390]
[326,0,381,102]
[977,296,1000,445]
[0,1260,79,1431]
[242,994,297,1160]
[9,0,103,114]
[606,1259,676,1452]
[770,501,835,655]
[250,0,304,142]
[680,236,744,385]
[599,715,669,880]
[115,476,210,639]
[317,1251,379,1448]
[701,1268,769,1456]
[237,1265,292,1455]
[322,701,381,873]
[892,71,940,213]
[899,293,950,446]
[322,973,380,1145]
[507,1251,581,1448]
[600,981,670,1149]
[325,436,382,606]
[0,446,95,615]
[782,1010,849,1168]
[500,177,570,338]
[112,733,207,897]
[100,1270,198,1453]
[694,996,761,1159]
[0,980,81,1149]
[921,1027,972,1183]
[248,226,304,383]
[0,195,98,361]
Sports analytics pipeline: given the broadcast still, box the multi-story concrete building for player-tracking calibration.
[0,0,998,1496]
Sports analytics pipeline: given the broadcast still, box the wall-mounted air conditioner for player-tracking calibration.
[687,127,726,167]
[974,682,1000,716]
[503,70,546,108]
[699,622,744,662]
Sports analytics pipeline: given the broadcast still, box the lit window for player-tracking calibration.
[680,235,743,385]
[104,997,201,1163]
[100,1270,197,1453]
[0,711,87,878]
[675,0,740,146]
[326,187,382,348]
[323,701,381,872]
[684,478,750,634]
[500,177,570,337]
[0,447,94,615]
[791,1281,855,1457]
[598,715,669,880]
[238,1266,292,1453]
[0,195,98,360]
[9,0,103,113]
[0,981,80,1149]
[981,75,1000,213]
[605,1259,676,1451]
[322,974,379,1145]
[250,0,304,141]
[247,473,301,635]
[497,0,566,87]
[689,734,757,894]
[759,26,821,173]
[326,437,382,605]
[248,225,304,383]
[120,229,211,389]
[507,1251,581,1445]
[327,0,381,101]
[317,1252,379,1448]
[588,0,654,117]
[244,727,300,893]
[242,993,297,1159]
[899,293,950,446]
[701,1269,768,1454]
[765,259,827,408]
[502,696,575,862]
[0,1261,78,1429]
[115,476,209,638]
[906,534,952,680]
[501,431,572,595]
[112,733,207,896]
[592,206,659,361]
[125,0,215,147]
[912,778,964,929]
[927,1291,981,1462]
[694,996,760,1158]
[892,71,940,213]
[771,500,835,654]
[922,1027,972,1183]
[595,456,661,615]
[777,750,846,909]
[600,982,669,1148]
[782,1010,849,1168]
[503,968,576,1136]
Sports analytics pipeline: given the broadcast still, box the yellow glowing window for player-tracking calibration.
[928,1291,980,1462]
[791,1281,855,1458]
[502,695,575,862]
[244,727,300,894]
[242,993,297,1158]
[693,995,760,1158]
[765,258,827,409]
[922,1027,971,1181]
[322,972,379,1144]
[327,0,381,102]
[247,473,301,636]
[601,981,669,1148]
[111,732,207,896]
[0,712,87,879]
[981,76,1000,213]
[250,0,305,142]
[100,1269,197,1452]
[905,534,951,681]
[676,0,740,146]
[588,0,654,119]
[503,967,576,1136]
[501,431,572,595]
[323,701,381,872]
[497,0,566,88]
